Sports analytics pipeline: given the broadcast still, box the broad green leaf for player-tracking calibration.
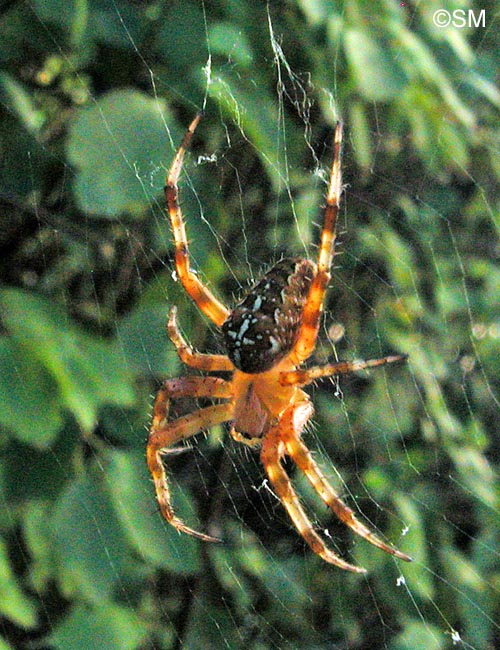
[46,602,148,650]
[156,1,207,72]
[67,89,171,216]
[32,0,143,48]
[389,619,445,650]
[208,23,253,66]
[344,28,407,101]
[2,428,78,502]
[107,450,201,574]
[0,337,62,446]
[0,288,136,433]
[116,304,173,375]
[51,470,131,601]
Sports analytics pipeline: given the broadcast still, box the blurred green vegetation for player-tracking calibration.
[0,1,499,649]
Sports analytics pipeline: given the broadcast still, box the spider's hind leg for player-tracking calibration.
[291,122,344,364]
[165,115,230,326]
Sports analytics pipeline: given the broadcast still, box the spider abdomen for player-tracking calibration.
[222,257,316,373]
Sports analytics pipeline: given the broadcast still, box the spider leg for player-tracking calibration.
[165,114,230,327]
[148,381,233,542]
[284,434,412,562]
[280,354,408,387]
[292,122,343,364]
[229,428,263,448]
[168,307,234,371]
[153,376,233,412]
[261,402,367,573]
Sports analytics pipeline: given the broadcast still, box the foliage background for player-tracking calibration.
[0,0,499,649]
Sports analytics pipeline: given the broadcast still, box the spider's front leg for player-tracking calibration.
[283,425,412,563]
[261,401,367,573]
[148,376,233,542]
[261,399,411,572]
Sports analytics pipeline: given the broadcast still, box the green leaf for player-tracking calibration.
[348,101,372,171]
[0,288,136,434]
[23,502,56,592]
[0,72,44,133]
[107,451,201,574]
[0,337,62,446]
[393,28,475,129]
[117,304,173,376]
[67,89,171,216]
[344,28,407,101]
[3,429,78,501]
[208,23,253,66]
[51,469,132,601]
[32,0,143,49]
[389,619,445,650]
[207,73,291,192]
[448,445,496,508]
[392,494,434,600]
[46,602,148,650]
[0,538,38,628]
[181,593,240,649]
[156,1,207,72]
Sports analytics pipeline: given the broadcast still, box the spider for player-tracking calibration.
[147,114,411,573]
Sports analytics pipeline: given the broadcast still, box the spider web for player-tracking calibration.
[1,1,499,650]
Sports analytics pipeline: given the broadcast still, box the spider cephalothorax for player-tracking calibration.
[147,114,411,572]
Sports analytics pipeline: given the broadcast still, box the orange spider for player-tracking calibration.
[147,114,411,573]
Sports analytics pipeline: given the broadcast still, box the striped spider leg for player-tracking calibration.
[164,113,230,327]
